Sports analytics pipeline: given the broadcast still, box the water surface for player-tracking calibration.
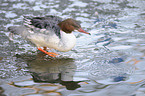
[0,0,145,96]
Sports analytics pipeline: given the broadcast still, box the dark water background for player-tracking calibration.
[0,0,145,96]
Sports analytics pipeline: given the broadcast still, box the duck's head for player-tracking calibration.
[58,18,90,35]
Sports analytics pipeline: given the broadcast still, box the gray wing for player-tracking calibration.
[24,15,63,38]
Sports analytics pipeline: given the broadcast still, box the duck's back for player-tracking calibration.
[24,15,63,38]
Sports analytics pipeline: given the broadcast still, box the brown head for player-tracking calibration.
[58,18,90,35]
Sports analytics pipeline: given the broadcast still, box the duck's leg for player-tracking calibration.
[37,47,58,57]
[43,47,47,50]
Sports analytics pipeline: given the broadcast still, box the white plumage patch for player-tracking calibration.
[23,16,76,52]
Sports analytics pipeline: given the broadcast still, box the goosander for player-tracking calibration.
[8,15,90,57]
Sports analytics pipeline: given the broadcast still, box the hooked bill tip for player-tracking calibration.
[77,28,90,35]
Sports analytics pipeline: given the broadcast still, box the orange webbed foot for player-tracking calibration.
[37,47,58,57]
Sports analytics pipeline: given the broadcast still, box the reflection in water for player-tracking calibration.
[18,53,81,90]
[0,87,6,96]
[7,53,87,95]
[95,33,114,47]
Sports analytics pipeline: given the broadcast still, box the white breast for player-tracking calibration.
[56,31,76,52]
[28,30,76,52]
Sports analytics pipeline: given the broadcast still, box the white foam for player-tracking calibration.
[126,39,142,42]
[5,11,17,18]
[110,45,133,50]
[70,1,88,7]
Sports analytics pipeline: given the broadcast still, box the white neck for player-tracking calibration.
[57,30,76,52]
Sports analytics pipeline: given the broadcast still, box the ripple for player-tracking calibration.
[1,0,145,96]
[12,3,28,9]
[126,39,142,43]
[70,1,88,7]
[33,6,43,10]
[5,11,17,18]
[109,45,133,50]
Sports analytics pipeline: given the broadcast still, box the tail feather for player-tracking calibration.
[8,26,30,39]
[8,26,22,34]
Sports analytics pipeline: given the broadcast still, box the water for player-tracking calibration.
[0,0,145,96]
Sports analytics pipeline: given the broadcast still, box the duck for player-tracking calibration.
[8,15,90,57]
